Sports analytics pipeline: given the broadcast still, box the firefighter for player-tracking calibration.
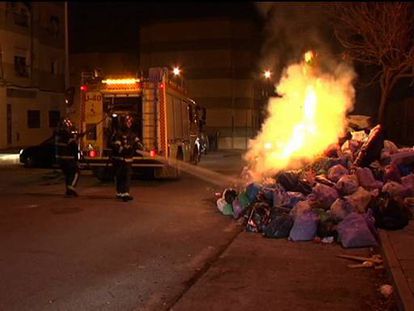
[54,117,82,197]
[111,114,143,202]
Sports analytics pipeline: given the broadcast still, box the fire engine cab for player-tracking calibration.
[79,67,206,180]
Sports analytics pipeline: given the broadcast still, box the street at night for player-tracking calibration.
[2,2,414,311]
[0,153,396,310]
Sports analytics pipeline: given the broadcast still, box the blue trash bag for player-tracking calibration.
[289,211,318,241]
[246,183,262,202]
[337,212,378,248]
[259,187,275,204]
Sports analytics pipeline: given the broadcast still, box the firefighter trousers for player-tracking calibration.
[60,159,79,191]
[113,160,131,194]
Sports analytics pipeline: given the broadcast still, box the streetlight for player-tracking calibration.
[172,67,181,76]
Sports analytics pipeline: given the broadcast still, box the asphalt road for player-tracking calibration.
[0,152,396,311]
[0,152,243,311]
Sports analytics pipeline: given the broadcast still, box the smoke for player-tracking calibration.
[255,2,338,81]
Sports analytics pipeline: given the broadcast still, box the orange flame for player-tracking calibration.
[245,52,356,181]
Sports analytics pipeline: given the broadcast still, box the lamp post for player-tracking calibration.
[64,2,69,90]
[64,2,70,115]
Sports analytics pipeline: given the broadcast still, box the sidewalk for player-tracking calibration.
[173,150,413,311]
[380,222,414,311]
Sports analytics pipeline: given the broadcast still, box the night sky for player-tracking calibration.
[69,2,260,53]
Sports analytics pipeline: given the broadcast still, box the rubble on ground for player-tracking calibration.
[215,124,414,248]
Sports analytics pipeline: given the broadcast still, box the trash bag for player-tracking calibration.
[258,187,275,204]
[311,183,339,210]
[397,163,414,177]
[290,200,312,219]
[383,164,401,183]
[222,203,234,216]
[246,183,262,203]
[238,191,251,209]
[277,171,312,195]
[370,193,410,230]
[325,157,349,171]
[289,211,318,241]
[382,181,410,199]
[263,213,294,238]
[381,140,399,161]
[216,198,227,213]
[356,167,383,190]
[337,212,378,248]
[273,184,289,208]
[223,188,238,204]
[341,139,361,159]
[335,174,359,195]
[401,174,414,195]
[390,150,414,175]
[245,202,271,233]
[232,198,246,219]
[344,186,373,213]
[328,164,349,182]
[330,198,354,220]
[285,192,306,208]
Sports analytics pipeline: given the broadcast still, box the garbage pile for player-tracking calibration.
[216,124,414,248]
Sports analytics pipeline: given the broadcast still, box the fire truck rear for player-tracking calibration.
[79,67,205,181]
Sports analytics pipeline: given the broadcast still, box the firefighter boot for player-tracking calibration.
[122,193,133,202]
[65,188,78,197]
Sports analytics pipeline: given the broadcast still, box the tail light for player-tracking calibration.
[89,150,97,158]
[150,149,157,157]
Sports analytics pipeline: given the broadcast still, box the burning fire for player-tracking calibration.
[304,50,314,63]
[245,51,356,181]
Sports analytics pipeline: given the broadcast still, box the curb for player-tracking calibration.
[379,230,414,311]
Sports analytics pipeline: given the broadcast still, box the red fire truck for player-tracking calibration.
[78,67,206,180]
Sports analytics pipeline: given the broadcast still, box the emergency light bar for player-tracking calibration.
[102,78,140,85]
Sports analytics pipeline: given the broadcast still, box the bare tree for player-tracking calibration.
[332,2,414,124]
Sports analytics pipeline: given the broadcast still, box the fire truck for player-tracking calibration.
[78,67,206,181]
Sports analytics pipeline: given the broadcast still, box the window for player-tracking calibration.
[27,110,40,128]
[14,56,28,77]
[48,110,60,128]
[14,8,29,27]
[51,60,58,75]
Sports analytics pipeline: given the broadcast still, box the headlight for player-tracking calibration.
[19,149,24,155]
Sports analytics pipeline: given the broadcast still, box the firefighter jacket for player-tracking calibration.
[111,130,143,163]
[55,129,79,162]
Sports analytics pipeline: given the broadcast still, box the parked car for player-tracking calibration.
[19,136,57,168]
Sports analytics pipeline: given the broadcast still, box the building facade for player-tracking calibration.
[0,2,65,149]
[140,17,263,150]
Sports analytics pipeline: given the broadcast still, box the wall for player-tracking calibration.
[140,17,261,150]
[0,2,65,149]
